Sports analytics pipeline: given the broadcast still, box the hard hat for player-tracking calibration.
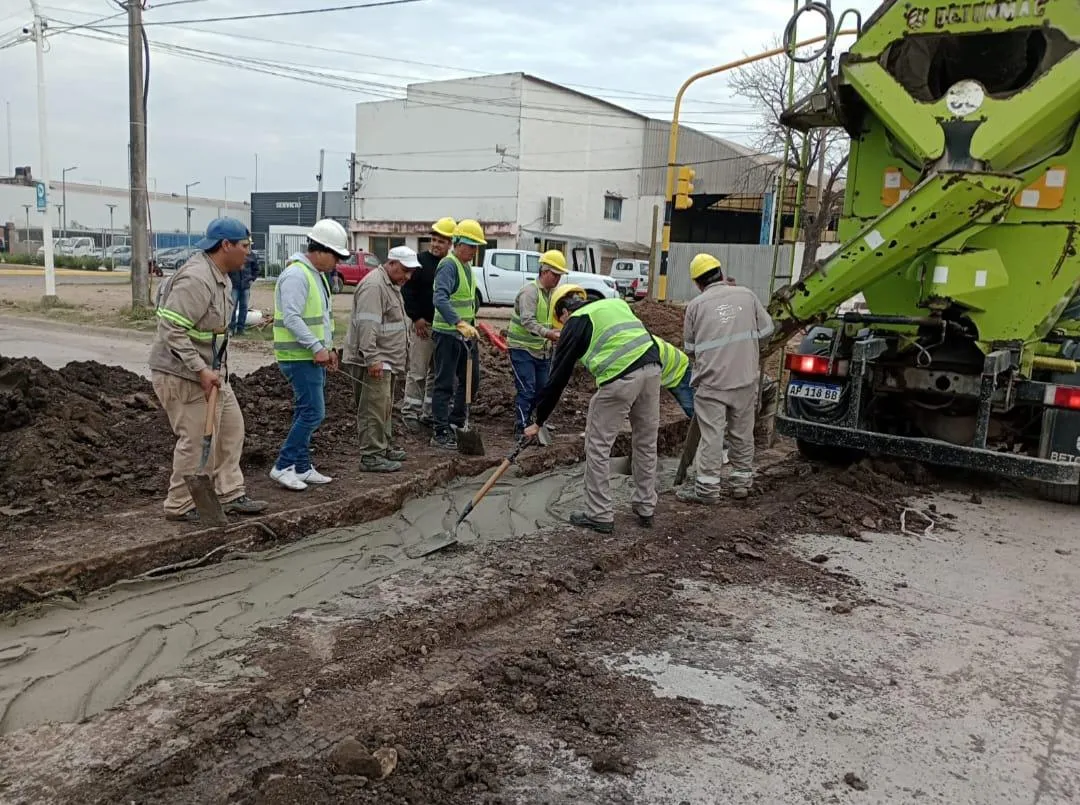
[689,253,722,280]
[431,217,456,239]
[308,218,351,258]
[539,249,568,274]
[452,219,487,246]
[549,283,587,329]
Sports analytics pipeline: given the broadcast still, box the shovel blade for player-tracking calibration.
[456,427,486,456]
[183,473,228,527]
[404,530,459,559]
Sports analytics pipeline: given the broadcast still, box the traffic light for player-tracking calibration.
[674,165,695,210]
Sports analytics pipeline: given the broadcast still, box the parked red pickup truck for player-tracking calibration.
[329,250,381,293]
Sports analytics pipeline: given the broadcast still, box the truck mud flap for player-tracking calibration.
[778,415,1080,485]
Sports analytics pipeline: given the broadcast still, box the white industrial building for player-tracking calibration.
[0,172,249,252]
[351,73,779,272]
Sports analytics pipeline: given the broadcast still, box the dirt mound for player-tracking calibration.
[0,356,170,519]
[633,299,685,346]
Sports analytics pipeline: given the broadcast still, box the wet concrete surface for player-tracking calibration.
[0,316,272,378]
[0,465,603,734]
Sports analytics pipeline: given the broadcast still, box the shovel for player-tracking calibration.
[183,335,228,527]
[405,427,549,559]
[456,340,485,456]
[674,414,701,486]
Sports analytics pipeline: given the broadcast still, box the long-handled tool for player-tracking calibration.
[674,414,701,486]
[405,428,549,559]
[183,335,228,527]
[456,341,485,456]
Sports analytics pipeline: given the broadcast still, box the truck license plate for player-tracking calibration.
[787,381,841,402]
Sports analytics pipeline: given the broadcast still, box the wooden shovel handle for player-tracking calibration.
[470,458,511,507]
[203,384,220,438]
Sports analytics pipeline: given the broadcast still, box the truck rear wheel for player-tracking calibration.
[796,438,863,466]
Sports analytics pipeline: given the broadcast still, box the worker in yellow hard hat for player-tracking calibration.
[504,249,569,438]
[524,286,662,534]
[430,218,486,449]
[679,252,774,503]
[400,216,457,430]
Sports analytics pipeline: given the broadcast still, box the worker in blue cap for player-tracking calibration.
[149,217,268,523]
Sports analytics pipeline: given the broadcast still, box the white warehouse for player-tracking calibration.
[352,73,775,272]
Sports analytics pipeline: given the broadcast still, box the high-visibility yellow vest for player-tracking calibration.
[273,261,334,362]
[654,336,690,388]
[571,298,654,386]
[154,265,216,343]
[506,280,552,351]
[432,254,476,334]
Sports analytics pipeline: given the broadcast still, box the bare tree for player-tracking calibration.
[728,37,848,271]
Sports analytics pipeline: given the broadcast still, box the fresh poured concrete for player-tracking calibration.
[0,465,609,734]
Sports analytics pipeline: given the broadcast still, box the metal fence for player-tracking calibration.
[664,243,807,303]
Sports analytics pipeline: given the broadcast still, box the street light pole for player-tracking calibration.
[61,164,77,239]
[29,1,57,301]
[22,204,30,247]
[185,180,200,245]
[106,202,117,268]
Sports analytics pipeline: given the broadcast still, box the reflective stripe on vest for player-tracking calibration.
[506,280,551,351]
[432,254,476,333]
[654,336,689,388]
[154,265,216,342]
[572,298,654,386]
[273,262,334,361]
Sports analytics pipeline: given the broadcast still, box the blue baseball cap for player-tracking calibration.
[195,217,250,250]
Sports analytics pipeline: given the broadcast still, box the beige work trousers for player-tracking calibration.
[354,371,394,458]
[401,321,435,420]
[583,363,661,523]
[694,382,757,498]
[151,371,246,518]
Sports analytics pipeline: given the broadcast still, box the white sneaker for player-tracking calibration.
[297,467,332,485]
[270,465,308,491]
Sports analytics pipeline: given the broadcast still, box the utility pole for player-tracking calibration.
[29,1,57,301]
[128,0,150,309]
[315,148,325,220]
[5,101,11,177]
[347,152,356,222]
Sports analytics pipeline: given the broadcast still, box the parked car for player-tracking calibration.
[159,247,199,270]
[472,249,617,306]
[329,250,381,293]
[610,258,650,298]
[630,265,651,301]
[109,246,132,266]
[36,237,97,258]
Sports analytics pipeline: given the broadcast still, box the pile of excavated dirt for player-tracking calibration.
[0,357,172,519]
[633,299,686,346]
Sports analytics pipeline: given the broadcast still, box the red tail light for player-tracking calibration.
[785,353,832,376]
[1052,386,1080,410]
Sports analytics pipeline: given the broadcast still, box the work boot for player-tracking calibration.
[166,509,199,523]
[731,487,750,500]
[569,512,614,534]
[385,447,407,462]
[223,495,269,515]
[676,487,721,506]
[361,455,402,473]
[634,511,653,528]
[430,431,457,451]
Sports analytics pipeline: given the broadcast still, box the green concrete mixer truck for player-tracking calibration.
[767,0,1080,500]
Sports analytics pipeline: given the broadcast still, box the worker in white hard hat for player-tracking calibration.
[680,253,774,503]
[430,218,486,450]
[400,216,456,430]
[506,249,566,438]
[269,218,349,492]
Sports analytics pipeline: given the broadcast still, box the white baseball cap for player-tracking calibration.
[387,245,421,268]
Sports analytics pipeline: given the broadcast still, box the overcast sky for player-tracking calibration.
[0,0,880,201]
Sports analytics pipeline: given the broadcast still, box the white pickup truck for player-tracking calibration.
[472,249,618,306]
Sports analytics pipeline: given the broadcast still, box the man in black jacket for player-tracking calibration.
[400,217,455,428]
[230,248,259,335]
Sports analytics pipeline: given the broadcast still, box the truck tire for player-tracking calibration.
[796,438,863,466]
[1035,481,1080,505]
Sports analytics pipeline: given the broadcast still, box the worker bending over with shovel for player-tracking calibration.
[524,285,662,533]
[269,219,348,491]
[679,253,773,503]
[149,217,268,523]
[507,249,566,439]
[430,219,486,451]
[343,245,419,472]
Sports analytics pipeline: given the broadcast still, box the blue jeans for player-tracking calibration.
[275,361,326,473]
[231,285,249,334]
[668,371,695,418]
[509,348,550,432]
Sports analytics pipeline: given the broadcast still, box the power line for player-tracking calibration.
[84,0,427,27]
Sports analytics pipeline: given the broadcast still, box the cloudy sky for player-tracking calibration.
[0,0,881,201]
